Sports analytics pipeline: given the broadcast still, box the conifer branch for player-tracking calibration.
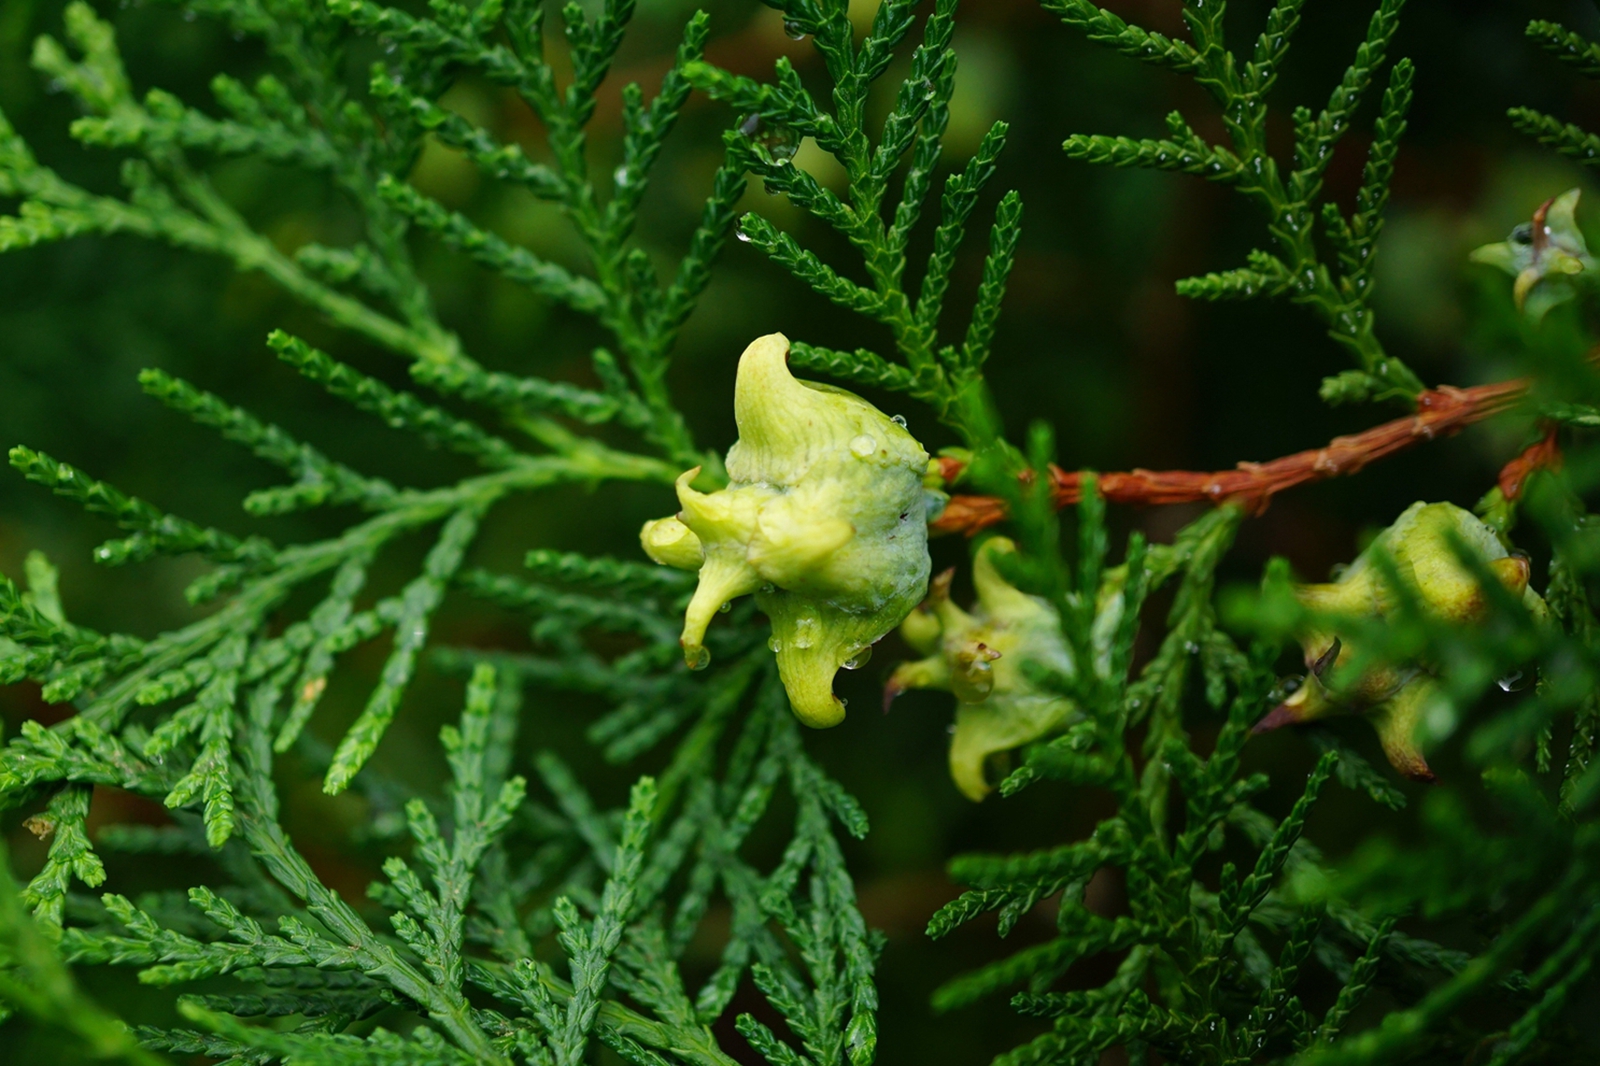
[5,2,1600,1064]
[931,374,1530,534]
[686,0,1018,438]
[1054,0,1423,405]
[0,839,164,1064]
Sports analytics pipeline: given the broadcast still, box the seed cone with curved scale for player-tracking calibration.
[1470,188,1596,321]
[886,537,1079,800]
[640,333,932,727]
[1254,501,1549,781]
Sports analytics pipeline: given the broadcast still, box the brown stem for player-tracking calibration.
[931,377,1531,536]
[1497,423,1562,501]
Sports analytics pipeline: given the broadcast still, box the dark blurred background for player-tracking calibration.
[3,0,1599,1061]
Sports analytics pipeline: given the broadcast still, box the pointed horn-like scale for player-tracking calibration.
[1370,680,1438,783]
[882,681,903,715]
[680,557,763,669]
[971,539,1039,620]
[672,467,766,668]
[932,583,976,635]
[1294,579,1360,611]
[675,468,758,533]
[773,634,849,728]
[948,694,1075,802]
[1250,703,1301,735]
[947,714,1000,802]
[1380,505,1529,622]
[729,333,844,476]
[1252,676,1340,734]
[883,656,950,712]
[1308,637,1342,677]
[1546,188,1584,248]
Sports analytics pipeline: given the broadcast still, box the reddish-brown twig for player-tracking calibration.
[1497,423,1562,501]
[930,377,1533,536]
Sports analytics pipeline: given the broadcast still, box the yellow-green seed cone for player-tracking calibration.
[1256,501,1549,782]
[640,333,932,726]
[886,537,1081,800]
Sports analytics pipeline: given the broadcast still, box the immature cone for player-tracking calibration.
[1254,501,1549,782]
[1470,188,1596,322]
[886,538,1079,800]
[640,333,932,728]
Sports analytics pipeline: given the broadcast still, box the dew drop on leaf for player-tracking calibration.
[783,18,806,39]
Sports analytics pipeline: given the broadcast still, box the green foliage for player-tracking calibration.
[0,0,882,1061]
[1051,0,1423,406]
[746,2,1598,1062]
[683,0,1019,433]
[919,454,1600,1065]
[1511,21,1600,168]
[0,837,163,1064]
[4,1,1600,1065]
[923,494,1367,1064]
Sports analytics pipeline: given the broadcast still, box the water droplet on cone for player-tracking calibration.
[843,646,872,670]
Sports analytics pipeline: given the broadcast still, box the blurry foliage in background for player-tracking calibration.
[4,0,1600,1065]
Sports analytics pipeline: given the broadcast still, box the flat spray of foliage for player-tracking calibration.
[0,1,1598,1065]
